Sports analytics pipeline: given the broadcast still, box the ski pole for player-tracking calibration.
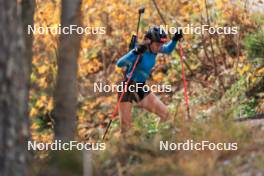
[178,41,190,120]
[151,0,191,120]
[103,54,142,140]
[129,6,145,50]
[103,7,145,140]
[136,7,145,36]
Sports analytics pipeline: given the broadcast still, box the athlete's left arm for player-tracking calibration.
[159,40,177,54]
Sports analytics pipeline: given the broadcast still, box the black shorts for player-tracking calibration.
[117,79,151,103]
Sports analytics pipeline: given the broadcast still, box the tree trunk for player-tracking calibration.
[53,0,82,141]
[83,150,93,176]
[0,0,34,175]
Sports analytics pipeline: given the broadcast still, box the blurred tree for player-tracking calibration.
[53,0,82,140]
[0,0,34,175]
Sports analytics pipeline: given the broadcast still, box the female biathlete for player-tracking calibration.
[116,26,183,133]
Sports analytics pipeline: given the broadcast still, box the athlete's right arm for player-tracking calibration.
[116,50,137,67]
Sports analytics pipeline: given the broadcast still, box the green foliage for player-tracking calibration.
[133,108,159,137]
[244,29,264,58]
[237,98,258,118]
[221,76,258,118]
[34,115,53,132]
[224,76,247,100]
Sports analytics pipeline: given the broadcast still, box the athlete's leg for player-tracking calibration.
[137,92,169,122]
[119,102,133,133]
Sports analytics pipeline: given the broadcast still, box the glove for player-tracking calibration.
[173,29,183,41]
[133,43,147,55]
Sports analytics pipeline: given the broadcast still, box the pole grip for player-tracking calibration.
[129,34,137,51]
